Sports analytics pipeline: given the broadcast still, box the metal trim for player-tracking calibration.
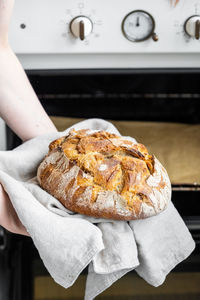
[25,68,200,76]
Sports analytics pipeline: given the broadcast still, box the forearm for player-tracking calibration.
[0,0,14,46]
[0,46,57,141]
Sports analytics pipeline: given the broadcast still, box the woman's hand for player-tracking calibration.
[0,0,57,237]
[0,0,27,236]
[0,183,29,236]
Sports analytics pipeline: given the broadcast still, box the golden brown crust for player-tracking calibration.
[37,129,171,220]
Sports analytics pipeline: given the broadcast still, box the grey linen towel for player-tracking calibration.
[0,118,195,299]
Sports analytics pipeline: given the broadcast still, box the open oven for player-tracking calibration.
[1,69,199,300]
[0,0,200,299]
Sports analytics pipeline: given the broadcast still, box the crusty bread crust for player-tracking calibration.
[37,129,171,220]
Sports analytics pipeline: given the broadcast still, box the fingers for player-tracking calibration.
[0,183,29,236]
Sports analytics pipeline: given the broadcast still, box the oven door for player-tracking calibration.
[1,69,200,300]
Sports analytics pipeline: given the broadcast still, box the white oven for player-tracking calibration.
[8,0,200,69]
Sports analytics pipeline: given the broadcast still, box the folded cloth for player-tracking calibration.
[0,118,195,300]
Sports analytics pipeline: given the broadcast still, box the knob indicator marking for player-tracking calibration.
[80,20,85,40]
[195,20,200,40]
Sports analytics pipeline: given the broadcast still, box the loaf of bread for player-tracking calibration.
[37,129,171,220]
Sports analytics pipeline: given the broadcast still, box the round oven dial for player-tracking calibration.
[70,16,93,40]
[122,10,157,42]
[184,15,200,40]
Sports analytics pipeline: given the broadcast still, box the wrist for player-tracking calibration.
[0,44,14,66]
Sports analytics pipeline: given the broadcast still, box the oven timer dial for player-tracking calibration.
[70,16,93,40]
[122,10,158,42]
[184,15,200,40]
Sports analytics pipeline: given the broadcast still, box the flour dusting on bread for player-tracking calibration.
[37,128,171,220]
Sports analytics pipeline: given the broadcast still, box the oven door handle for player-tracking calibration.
[0,226,7,251]
[185,217,200,230]
[185,217,200,244]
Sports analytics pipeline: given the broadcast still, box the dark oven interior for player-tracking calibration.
[1,69,200,300]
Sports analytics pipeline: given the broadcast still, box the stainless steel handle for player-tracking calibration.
[184,218,200,245]
[0,226,7,251]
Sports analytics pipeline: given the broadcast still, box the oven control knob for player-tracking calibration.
[70,16,93,40]
[184,15,200,40]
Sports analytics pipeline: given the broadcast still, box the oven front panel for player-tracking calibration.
[2,69,200,300]
[9,0,200,69]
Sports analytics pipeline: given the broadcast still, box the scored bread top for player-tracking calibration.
[37,129,171,220]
